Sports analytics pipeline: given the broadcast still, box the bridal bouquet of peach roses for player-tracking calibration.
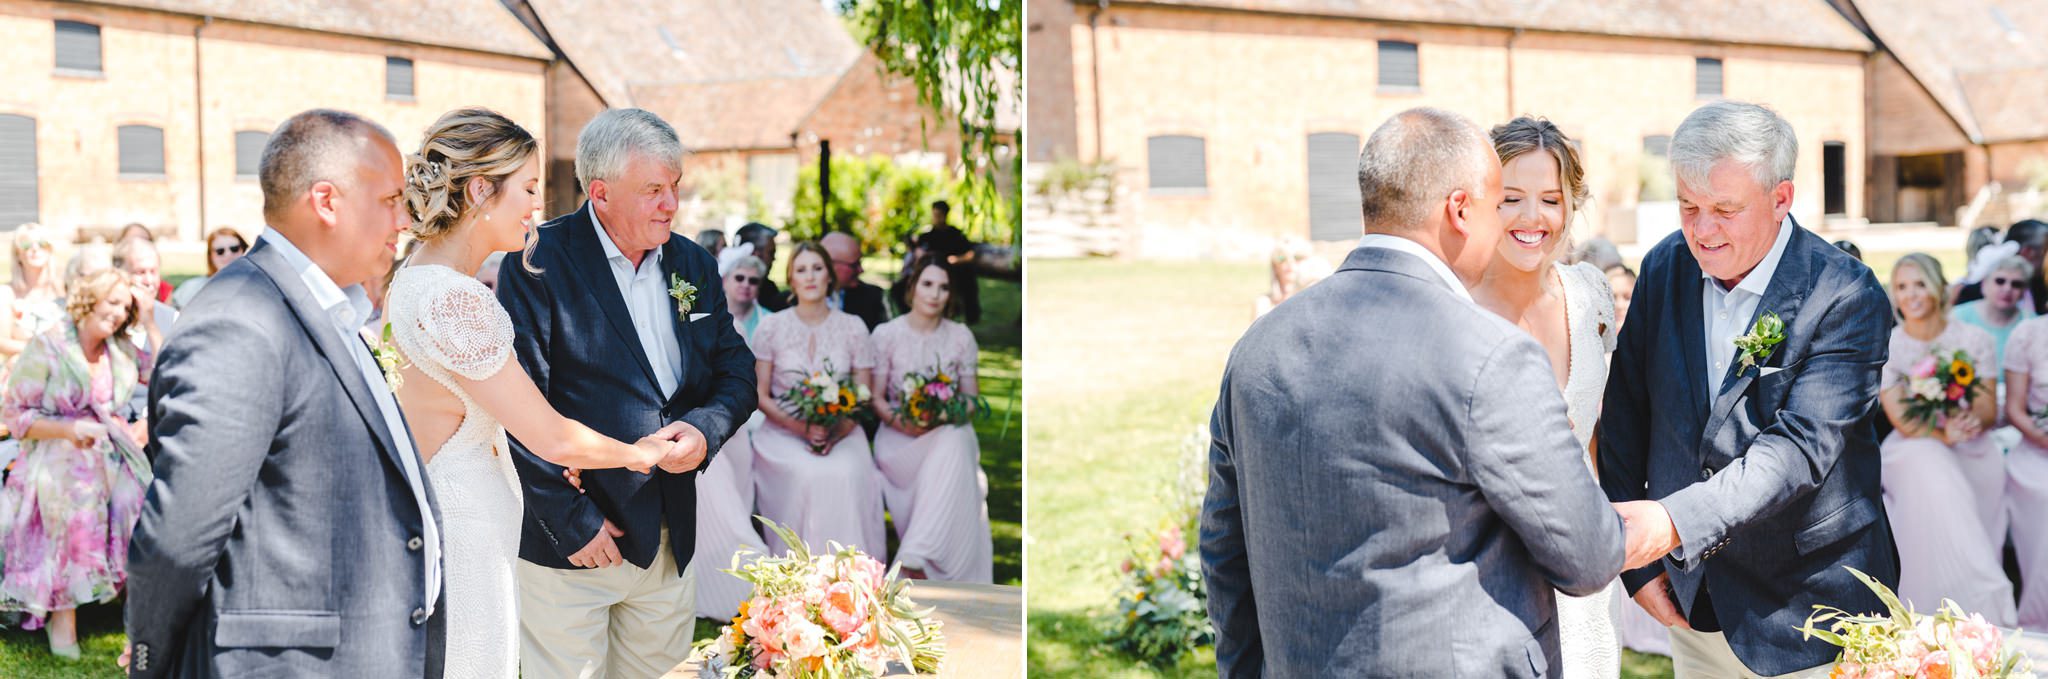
[1796,567,2034,679]
[692,518,945,679]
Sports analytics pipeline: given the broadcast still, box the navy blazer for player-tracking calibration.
[496,203,757,571]
[1599,220,1899,675]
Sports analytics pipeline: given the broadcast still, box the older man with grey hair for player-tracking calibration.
[497,108,756,677]
[1201,107,1627,677]
[1599,100,1896,678]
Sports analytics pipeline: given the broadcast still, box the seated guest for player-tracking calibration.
[0,269,152,657]
[171,226,249,309]
[1,225,69,372]
[1878,253,2015,624]
[1952,254,2038,374]
[695,229,726,258]
[748,242,886,556]
[735,222,786,312]
[1254,238,1308,319]
[821,231,891,330]
[114,224,172,303]
[2005,313,2048,629]
[1958,220,2048,313]
[869,255,993,582]
[719,244,767,344]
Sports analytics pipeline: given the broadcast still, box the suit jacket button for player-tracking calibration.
[412,607,428,626]
[408,536,423,551]
[1701,467,1714,480]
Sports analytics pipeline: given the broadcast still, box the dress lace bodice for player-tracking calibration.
[384,263,523,678]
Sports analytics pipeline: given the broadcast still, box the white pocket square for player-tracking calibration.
[688,312,711,322]
[1760,367,1785,377]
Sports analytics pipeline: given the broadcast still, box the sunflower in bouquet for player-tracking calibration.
[778,359,873,452]
[1899,349,1989,430]
[692,518,945,678]
[893,360,990,430]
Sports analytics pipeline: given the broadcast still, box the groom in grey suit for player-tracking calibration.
[127,110,443,677]
[1201,108,1630,678]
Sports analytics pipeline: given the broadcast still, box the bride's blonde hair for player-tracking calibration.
[403,107,541,272]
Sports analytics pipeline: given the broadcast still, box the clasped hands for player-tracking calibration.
[630,420,708,474]
[1613,499,1694,629]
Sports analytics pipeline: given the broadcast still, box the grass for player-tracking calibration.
[1023,258,1683,678]
[0,254,1022,674]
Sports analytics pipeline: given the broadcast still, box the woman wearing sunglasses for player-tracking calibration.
[1953,254,2038,373]
[719,243,768,343]
[0,225,68,373]
[168,226,248,310]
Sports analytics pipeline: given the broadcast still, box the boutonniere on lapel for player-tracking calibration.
[1733,311,1786,374]
[669,273,697,316]
[372,323,408,392]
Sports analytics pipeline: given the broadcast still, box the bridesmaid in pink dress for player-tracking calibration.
[748,242,888,557]
[2004,313,2048,628]
[1877,253,2015,625]
[868,256,993,582]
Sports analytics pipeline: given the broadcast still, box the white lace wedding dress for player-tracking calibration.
[1554,262,1622,679]
[387,264,525,679]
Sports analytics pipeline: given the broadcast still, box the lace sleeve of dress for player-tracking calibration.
[847,314,878,371]
[416,276,517,381]
[1571,263,1620,352]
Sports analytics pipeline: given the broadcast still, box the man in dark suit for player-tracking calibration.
[496,109,756,677]
[1601,101,1898,677]
[1202,108,1627,678]
[735,222,786,312]
[821,231,892,330]
[127,109,446,677]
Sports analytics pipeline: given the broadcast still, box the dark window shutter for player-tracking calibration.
[1696,58,1723,98]
[1378,41,1419,91]
[1643,135,1673,158]
[387,57,414,98]
[1307,132,1362,241]
[235,131,267,178]
[1146,135,1207,191]
[54,21,101,73]
[118,124,165,176]
[0,115,37,228]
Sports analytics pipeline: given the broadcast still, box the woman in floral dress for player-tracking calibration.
[0,268,150,658]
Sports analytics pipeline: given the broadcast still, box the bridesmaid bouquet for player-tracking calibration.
[693,518,945,678]
[894,361,988,429]
[1797,567,2034,678]
[1900,349,1986,429]
[779,360,873,449]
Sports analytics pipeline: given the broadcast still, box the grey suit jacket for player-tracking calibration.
[127,241,446,678]
[1201,246,1626,678]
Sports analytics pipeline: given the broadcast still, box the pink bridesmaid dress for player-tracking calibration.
[747,309,888,559]
[2003,317,2048,628]
[870,317,994,582]
[1880,321,2015,625]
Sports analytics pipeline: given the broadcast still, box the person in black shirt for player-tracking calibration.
[907,201,980,323]
[735,222,787,311]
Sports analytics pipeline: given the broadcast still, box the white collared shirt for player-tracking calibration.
[1357,233,1475,303]
[591,206,684,398]
[1702,216,1795,394]
[260,230,441,613]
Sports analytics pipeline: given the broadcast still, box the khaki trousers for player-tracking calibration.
[518,527,698,679]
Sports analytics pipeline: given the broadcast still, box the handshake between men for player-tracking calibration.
[1613,499,1692,629]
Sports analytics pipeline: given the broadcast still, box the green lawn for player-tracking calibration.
[1024,258,1680,678]
[0,257,1021,675]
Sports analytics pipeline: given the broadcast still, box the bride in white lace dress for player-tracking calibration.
[387,108,683,678]
[1471,117,1622,679]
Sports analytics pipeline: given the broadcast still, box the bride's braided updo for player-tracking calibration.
[403,108,537,244]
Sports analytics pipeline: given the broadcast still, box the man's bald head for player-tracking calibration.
[1356,107,1495,234]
